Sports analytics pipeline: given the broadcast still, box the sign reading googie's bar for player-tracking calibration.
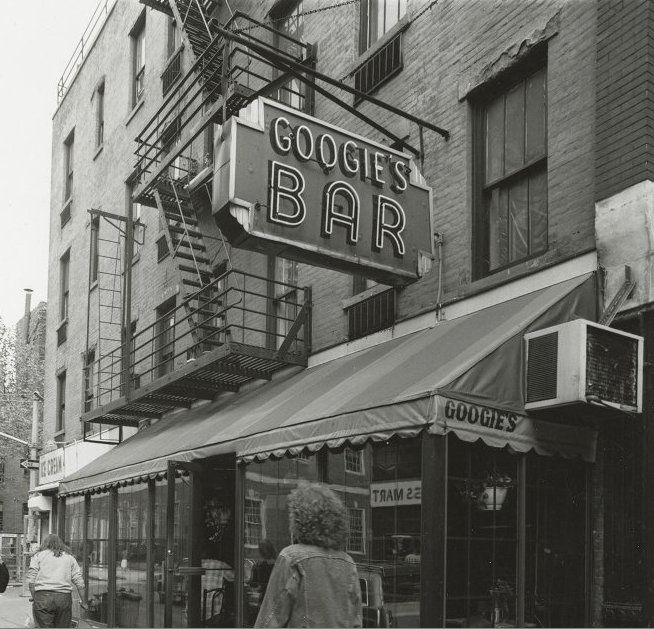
[213,98,434,285]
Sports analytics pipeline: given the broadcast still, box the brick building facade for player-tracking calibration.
[44,0,653,626]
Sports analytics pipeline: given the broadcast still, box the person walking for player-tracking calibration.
[27,534,86,628]
[255,483,362,628]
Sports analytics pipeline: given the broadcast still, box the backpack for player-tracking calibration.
[0,561,9,593]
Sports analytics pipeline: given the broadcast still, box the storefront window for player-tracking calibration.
[152,476,192,628]
[525,453,587,627]
[115,485,148,627]
[447,438,519,626]
[65,496,85,565]
[87,492,111,624]
[241,438,422,628]
[446,436,589,628]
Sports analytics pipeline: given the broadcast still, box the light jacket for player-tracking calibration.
[27,550,84,593]
[255,544,362,628]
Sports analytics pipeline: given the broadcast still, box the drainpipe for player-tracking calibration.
[23,289,33,344]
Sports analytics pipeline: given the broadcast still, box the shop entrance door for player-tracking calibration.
[163,457,237,628]
[164,460,202,628]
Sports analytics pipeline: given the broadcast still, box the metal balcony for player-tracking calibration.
[81,268,311,431]
[131,11,315,209]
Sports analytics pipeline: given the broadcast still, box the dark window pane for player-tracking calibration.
[488,187,508,270]
[485,96,505,184]
[508,177,529,262]
[504,83,525,174]
[525,69,547,163]
[529,167,548,253]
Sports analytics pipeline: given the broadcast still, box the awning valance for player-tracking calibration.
[60,273,597,496]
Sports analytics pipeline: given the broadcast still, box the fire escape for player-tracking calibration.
[82,1,315,437]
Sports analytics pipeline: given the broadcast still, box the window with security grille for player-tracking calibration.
[474,51,548,277]
[347,508,365,553]
[345,449,364,475]
[245,498,264,547]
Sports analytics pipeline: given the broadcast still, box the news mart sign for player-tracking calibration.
[213,98,434,285]
[370,480,422,508]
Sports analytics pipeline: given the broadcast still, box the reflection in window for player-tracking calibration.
[245,498,264,547]
[115,485,148,628]
[87,492,111,625]
[347,507,365,553]
[65,496,85,565]
[241,442,421,628]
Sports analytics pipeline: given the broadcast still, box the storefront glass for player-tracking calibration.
[241,438,422,628]
[87,491,111,624]
[446,436,589,628]
[114,485,148,627]
[65,496,84,565]
[524,453,587,627]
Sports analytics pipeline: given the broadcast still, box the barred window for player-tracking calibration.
[245,497,264,547]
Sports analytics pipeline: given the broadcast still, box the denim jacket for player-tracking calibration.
[254,544,362,628]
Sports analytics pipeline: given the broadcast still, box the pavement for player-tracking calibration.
[0,583,32,628]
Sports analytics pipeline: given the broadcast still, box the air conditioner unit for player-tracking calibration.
[524,319,643,413]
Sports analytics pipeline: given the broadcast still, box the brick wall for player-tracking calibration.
[596,0,654,201]
[46,0,599,436]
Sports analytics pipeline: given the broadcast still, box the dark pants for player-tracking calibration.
[33,590,73,628]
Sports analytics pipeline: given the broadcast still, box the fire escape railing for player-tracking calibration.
[83,268,311,412]
[132,12,315,205]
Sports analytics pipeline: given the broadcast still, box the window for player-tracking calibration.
[0,501,3,530]
[131,14,146,106]
[359,0,406,52]
[63,131,74,202]
[95,81,105,148]
[163,18,183,95]
[347,507,365,553]
[345,449,364,474]
[475,58,547,276]
[56,371,66,433]
[84,349,95,412]
[58,250,70,345]
[244,497,264,547]
[274,257,299,348]
[346,288,395,340]
[90,217,99,283]
[156,298,175,377]
[60,251,70,321]
[157,235,169,262]
[271,1,308,112]
[167,17,181,58]
[0,460,4,484]
[128,185,144,258]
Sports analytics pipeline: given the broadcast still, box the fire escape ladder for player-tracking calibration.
[153,179,223,352]
[93,213,126,405]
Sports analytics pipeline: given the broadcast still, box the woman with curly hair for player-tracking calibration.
[255,483,362,628]
[27,534,86,628]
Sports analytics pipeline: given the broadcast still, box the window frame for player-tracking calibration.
[472,49,548,279]
[346,506,366,554]
[359,0,407,53]
[345,449,365,475]
[130,12,146,108]
[60,250,70,322]
[56,370,67,433]
[95,80,105,148]
[63,130,75,203]
[84,348,96,413]
[155,297,176,377]
[244,496,265,548]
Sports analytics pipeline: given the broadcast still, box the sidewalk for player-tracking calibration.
[0,583,32,628]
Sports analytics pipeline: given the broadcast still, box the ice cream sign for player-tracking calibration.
[213,98,434,285]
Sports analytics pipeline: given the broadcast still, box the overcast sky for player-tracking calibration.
[0,1,106,327]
